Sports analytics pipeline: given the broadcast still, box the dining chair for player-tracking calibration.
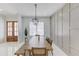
[23,49,31,56]
[48,39,53,55]
[31,47,48,56]
[46,37,53,55]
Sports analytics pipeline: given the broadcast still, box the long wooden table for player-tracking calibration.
[15,40,53,56]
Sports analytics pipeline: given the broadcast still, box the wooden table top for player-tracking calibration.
[15,40,53,56]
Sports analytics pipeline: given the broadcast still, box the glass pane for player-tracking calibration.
[8,27,12,32]
[37,22,44,35]
[14,32,18,36]
[14,26,18,32]
[14,27,16,31]
[14,22,18,27]
[8,22,12,27]
[8,32,12,36]
[14,22,18,32]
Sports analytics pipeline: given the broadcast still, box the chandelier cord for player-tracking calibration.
[35,4,37,20]
[32,4,39,25]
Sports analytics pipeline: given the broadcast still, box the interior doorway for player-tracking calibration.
[6,21,18,42]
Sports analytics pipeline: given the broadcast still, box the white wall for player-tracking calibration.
[22,17,30,41]
[70,3,79,56]
[0,16,5,43]
[62,4,70,55]
[50,4,70,55]
[18,16,24,43]
[57,10,63,50]
[50,3,79,56]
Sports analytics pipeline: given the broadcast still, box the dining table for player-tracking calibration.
[15,39,53,56]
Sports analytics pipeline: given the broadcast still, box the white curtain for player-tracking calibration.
[29,21,44,44]
[30,22,44,36]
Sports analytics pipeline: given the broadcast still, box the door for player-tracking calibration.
[6,21,18,42]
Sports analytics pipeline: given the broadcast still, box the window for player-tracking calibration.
[30,22,44,37]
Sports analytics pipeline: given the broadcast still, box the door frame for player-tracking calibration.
[6,21,18,42]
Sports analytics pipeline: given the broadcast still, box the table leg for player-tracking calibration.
[29,50,31,56]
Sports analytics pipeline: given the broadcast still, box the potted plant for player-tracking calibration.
[25,28,28,42]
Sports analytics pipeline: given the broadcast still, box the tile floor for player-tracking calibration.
[0,42,67,56]
[0,36,67,56]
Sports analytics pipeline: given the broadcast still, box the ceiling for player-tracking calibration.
[0,3,65,17]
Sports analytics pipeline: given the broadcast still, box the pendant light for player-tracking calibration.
[32,4,39,25]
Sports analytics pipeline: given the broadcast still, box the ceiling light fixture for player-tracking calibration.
[32,4,39,25]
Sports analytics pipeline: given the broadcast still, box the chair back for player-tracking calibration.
[32,47,48,56]
[49,39,53,46]
[46,37,53,46]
